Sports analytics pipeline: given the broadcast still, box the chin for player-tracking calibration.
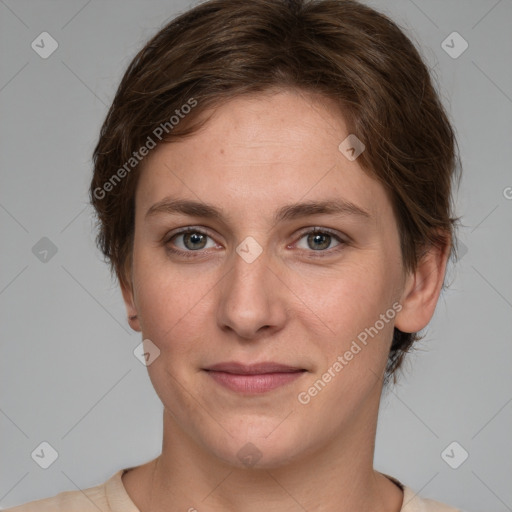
[202,420,312,470]
[221,441,302,470]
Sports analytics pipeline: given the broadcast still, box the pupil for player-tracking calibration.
[186,232,205,249]
[310,233,330,250]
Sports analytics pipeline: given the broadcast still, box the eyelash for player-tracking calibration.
[163,226,347,259]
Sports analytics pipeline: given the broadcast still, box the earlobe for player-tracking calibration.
[394,240,450,334]
[120,276,141,332]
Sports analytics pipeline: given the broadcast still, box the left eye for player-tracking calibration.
[295,229,343,252]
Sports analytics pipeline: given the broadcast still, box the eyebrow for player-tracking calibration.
[145,197,371,224]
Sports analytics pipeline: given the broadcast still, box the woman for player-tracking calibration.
[8,0,463,510]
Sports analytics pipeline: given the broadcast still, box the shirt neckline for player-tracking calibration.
[107,466,414,512]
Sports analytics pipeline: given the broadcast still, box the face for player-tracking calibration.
[122,89,416,468]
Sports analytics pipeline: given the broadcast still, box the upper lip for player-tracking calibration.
[204,362,305,374]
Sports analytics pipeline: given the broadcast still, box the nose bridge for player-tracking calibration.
[217,235,281,338]
[230,235,272,300]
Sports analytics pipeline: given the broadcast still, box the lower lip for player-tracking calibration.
[205,370,305,393]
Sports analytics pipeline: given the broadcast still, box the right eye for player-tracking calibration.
[164,227,219,258]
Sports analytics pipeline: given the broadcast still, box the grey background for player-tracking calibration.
[1,0,511,510]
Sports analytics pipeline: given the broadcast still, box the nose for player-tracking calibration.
[216,244,288,341]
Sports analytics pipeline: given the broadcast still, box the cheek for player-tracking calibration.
[292,260,400,401]
[293,264,398,419]
[298,257,398,337]
[132,250,218,358]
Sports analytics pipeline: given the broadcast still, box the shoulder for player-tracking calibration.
[382,474,462,512]
[401,485,462,512]
[4,483,108,512]
[3,468,139,512]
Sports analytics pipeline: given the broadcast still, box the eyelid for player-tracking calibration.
[162,225,215,243]
[163,226,220,252]
[291,226,346,254]
[293,226,346,242]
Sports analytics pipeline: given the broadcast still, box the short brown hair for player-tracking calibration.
[90,0,461,381]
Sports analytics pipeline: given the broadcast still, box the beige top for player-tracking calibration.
[5,468,461,511]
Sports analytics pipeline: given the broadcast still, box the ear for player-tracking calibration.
[120,269,141,332]
[394,238,451,333]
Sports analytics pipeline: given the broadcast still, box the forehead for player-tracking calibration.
[135,90,394,229]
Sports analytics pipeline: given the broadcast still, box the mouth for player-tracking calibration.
[203,362,307,394]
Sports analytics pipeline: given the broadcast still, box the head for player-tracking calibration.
[90,0,460,467]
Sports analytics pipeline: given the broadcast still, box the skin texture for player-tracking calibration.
[120,89,449,512]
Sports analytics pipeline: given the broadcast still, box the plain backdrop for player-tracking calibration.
[1,0,511,510]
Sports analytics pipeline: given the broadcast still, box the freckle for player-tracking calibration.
[220,148,225,155]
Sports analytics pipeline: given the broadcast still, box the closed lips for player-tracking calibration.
[203,362,307,394]
[204,362,306,374]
